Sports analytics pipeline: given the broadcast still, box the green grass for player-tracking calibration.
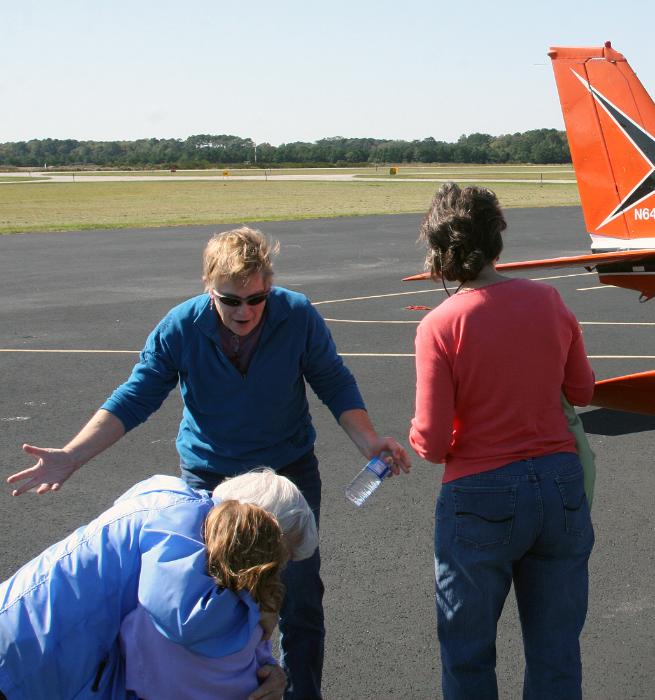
[0,178,581,234]
[391,164,573,171]
[360,173,577,181]
[355,165,576,180]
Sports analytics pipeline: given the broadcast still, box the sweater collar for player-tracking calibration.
[194,286,290,341]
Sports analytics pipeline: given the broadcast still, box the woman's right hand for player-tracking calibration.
[7,444,80,496]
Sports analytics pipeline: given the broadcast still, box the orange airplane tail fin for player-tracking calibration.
[549,42,655,250]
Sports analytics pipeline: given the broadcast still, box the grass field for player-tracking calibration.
[0,168,581,234]
[363,171,577,181]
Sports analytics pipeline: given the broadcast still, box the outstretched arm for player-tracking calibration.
[8,313,182,496]
[7,409,125,496]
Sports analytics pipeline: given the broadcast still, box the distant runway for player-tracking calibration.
[0,170,574,184]
[1,208,654,699]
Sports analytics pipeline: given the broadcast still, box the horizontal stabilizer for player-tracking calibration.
[592,371,655,415]
[402,249,655,281]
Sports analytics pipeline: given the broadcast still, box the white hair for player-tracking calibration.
[213,468,318,561]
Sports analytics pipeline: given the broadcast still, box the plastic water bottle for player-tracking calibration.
[345,454,391,507]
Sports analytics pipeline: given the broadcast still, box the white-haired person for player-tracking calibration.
[0,469,317,700]
[8,225,411,699]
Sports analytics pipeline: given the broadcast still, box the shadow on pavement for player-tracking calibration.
[581,408,655,436]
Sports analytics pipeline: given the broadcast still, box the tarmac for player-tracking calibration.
[1,207,654,699]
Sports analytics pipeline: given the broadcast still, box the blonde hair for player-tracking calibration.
[202,226,280,287]
[213,468,318,561]
[204,500,288,613]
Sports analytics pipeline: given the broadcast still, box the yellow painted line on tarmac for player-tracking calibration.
[587,355,655,359]
[580,321,655,326]
[340,353,415,357]
[531,272,595,281]
[0,348,138,353]
[0,347,414,358]
[340,354,655,359]
[312,289,439,305]
[1,272,644,356]
[345,354,655,359]
[324,318,419,324]
[313,272,594,306]
[327,319,655,326]
[1,348,653,360]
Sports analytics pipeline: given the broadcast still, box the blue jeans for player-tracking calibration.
[182,450,324,700]
[435,453,594,700]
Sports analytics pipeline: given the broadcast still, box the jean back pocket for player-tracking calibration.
[555,471,591,536]
[453,485,517,549]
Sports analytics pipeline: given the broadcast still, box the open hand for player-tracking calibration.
[7,444,79,496]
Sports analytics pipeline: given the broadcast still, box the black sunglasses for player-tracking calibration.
[211,290,269,307]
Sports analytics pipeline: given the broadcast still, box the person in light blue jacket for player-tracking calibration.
[0,470,318,700]
[9,226,411,699]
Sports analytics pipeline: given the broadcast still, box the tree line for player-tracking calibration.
[0,129,570,168]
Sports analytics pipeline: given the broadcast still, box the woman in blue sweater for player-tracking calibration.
[8,226,411,700]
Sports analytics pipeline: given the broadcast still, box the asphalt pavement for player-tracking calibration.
[1,208,654,699]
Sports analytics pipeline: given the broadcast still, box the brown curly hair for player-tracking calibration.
[419,182,506,282]
[204,500,289,613]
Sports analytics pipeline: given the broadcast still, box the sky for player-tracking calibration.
[2,0,655,145]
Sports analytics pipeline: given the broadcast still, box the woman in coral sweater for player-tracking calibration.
[410,183,595,700]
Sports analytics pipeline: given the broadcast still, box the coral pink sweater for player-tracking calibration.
[409,278,595,482]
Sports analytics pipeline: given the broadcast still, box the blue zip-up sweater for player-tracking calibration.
[102,287,365,475]
[0,476,259,700]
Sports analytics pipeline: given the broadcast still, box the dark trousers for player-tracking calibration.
[277,452,324,700]
[182,450,324,700]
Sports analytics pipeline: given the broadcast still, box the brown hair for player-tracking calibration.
[418,182,506,282]
[202,226,279,288]
[204,500,288,613]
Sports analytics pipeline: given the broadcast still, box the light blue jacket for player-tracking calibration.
[101,288,365,478]
[0,476,259,700]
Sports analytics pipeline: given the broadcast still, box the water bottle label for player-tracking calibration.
[365,457,390,479]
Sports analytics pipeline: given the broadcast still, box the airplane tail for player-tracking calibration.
[549,42,655,251]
